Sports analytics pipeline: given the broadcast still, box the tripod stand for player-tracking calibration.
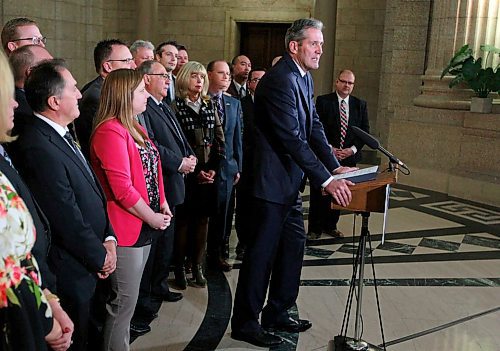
[328,170,397,351]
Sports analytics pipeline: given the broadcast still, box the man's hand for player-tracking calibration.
[101,240,117,275]
[233,172,240,185]
[334,166,358,174]
[197,170,216,184]
[324,179,354,207]
[179,156,197,174]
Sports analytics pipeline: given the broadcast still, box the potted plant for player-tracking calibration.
[441,44,500,113]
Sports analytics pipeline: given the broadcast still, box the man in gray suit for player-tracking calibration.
[131,60,197,333]
[206,60,243,272]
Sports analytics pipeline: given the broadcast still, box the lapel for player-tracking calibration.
[296,72,312,137]
[149,99,187,153]
[222,95,233,132]
[35,118,101,197]
[332,92,342,133]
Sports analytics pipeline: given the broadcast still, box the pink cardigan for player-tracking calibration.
[90,118,166,247]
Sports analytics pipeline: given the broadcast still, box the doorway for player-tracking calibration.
[239,22,290,69]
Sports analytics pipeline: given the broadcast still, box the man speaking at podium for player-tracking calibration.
[231,18,355,348]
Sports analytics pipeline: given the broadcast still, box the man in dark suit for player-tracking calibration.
[227,55,252,99]
[131,60,197,333]
[308,69,370,239]
[8,44,52,135]
[75,39,136,159]
[10,59,117,351]
[234,67,266,260]
[155,41,178,105]
[206,60,243,272]
[231,19,354,348]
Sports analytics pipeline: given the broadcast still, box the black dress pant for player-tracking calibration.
[231,195,306,333]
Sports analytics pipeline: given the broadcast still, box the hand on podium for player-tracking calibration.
[323,179,354,207]
[334,166,359,174]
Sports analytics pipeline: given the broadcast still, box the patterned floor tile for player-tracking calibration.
[305,247,335,259]
[462,235,500,250]
[419,238,461,252]
[376,241,417,254]
[422,201,500,225]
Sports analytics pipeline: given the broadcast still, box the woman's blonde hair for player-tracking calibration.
[93,69,147,146]
[0,50,16,143]
[175,61,209,100]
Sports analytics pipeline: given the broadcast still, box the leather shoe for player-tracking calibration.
[325,229,344,238]
[231,329,283,347]
[163,290,183,302]
[307,231,321,240]
[130,323,151,337]
[263,317,312,333]
[208,257,233,272]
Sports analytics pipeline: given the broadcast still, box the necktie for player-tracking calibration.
[239,86,246,98]
[213,95,225,125]
[64,131,94,177]
[339,99,348,148]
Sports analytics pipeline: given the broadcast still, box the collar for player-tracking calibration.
[232,80,246,91]
[336,93,350,105]
[34,112,69,138]
[150,95,162,105]
[292,58,307,77]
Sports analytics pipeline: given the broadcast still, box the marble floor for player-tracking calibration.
[130,183,500,351]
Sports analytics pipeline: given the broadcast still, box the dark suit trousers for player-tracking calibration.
[207,177,234,257]
[133,208,176,324]
[60,295,90,351]
[231,195,306,333]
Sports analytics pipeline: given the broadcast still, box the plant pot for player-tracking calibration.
[470,97,493,113]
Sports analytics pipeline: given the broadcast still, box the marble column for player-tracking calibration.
[414,0,500,110]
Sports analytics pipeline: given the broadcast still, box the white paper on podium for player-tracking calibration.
[381,184,391,244]
[331,165,379,180]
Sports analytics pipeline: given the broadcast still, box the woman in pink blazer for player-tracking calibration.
[90,69,172,350]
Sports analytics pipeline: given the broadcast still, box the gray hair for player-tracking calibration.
[137,59,159,74]
[130,40,154,55]
[285,18,323,52]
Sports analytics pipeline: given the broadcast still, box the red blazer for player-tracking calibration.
[90,118,166,247]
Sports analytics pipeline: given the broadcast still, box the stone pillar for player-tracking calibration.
[136,0,158,43]
[414,0,500,110]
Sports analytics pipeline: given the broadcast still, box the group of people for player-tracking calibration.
[0,15,369,351]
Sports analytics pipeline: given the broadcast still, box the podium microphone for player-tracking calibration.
[350,126,408,169]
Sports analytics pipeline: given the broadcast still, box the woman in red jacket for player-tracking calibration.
[90,69,172,350]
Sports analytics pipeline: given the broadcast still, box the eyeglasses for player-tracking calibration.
[106,58,134,64]
[12,36,47,45]
[338,79,354,86]
[249,78,261,83]
[147,73,171,80]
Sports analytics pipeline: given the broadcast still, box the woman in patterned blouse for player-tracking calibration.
[90,69,172,350]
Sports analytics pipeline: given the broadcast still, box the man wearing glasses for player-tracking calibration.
[1,17,46,55]
[75,39,136,159]
[308,69,370,240]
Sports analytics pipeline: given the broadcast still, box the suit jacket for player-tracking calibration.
[219,94,243,181]
[227,80,247,100]
[142,97,194,207]
[240,94,256,187]
[75,76,104,159]
[0,154,56,292]
[10,116,114,303]
[12,88,33,137]
[252,52,340,205]
[91,118,166,247]
[316,92,369,165]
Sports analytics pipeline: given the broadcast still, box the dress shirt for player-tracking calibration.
[232,80,247,97]
[33,112,117,245]
[185,97,202,114]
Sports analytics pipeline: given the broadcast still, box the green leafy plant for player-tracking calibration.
[441,44,500,98]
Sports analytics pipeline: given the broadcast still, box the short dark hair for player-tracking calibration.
[155,40,178,56]
[94,39,127,74]
[249,67,267,80]
[8,45,37,82]
[25,59,67,113]
[285,18,323,52]
[1,17,37,52]
[176,43,187,52]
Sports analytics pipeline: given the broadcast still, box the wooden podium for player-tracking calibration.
[330,169,398,351]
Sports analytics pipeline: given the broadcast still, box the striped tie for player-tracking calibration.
[340,99,348,148]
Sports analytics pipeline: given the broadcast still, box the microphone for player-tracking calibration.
[350,126,407,168]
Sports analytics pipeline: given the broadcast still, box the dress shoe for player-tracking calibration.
[231,329,283,347]
[325,229,344,238]
[307,231,321,240]
[163,290,183,302]
[130,323,151,337]
[263,317,312,333]
[208,257,233,272]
